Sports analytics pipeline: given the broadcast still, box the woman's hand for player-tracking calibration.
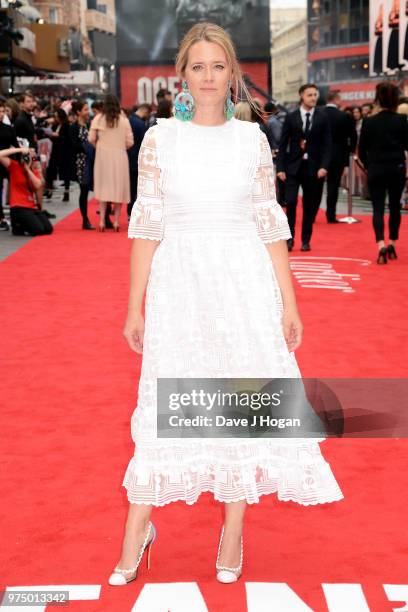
[123,311,145,353]
[282,306,303,352]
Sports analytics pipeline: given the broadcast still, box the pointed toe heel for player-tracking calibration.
[108,521,157,586]
[215,525,243,584]
[377,247,388,264]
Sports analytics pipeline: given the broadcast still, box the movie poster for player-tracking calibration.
[116,0,271,64]
[399,0,408,69]
[382,0,400,74]
[370,0,384,76]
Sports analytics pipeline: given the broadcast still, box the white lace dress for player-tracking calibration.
[123,117,344,507]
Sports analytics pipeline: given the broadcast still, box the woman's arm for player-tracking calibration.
[88,117,98,146]
[123,126,164,353]
[0,145,26,168]
[252,131,303,351]
[128,239,160,312]
[265,241,303,352]
[125,117,134,150]
[124,239,160,353]
[24,164,43,190]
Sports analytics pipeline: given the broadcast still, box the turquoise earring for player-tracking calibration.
[225,84,235,120]
[174,80,195,121]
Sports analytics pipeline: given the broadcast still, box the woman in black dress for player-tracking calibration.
[71,100,95,230]
[359,82,408,263]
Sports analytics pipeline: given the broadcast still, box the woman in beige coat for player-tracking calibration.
[89,94,134,231]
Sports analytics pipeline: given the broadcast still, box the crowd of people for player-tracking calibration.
[0,88,174,236]
[0,80,407,262]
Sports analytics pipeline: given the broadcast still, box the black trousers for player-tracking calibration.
[285,160,325,244]
[0,176,4,219]
[326,163,345,221]
[10,207,53,236]
[79,184,90,222]
[127,168,138,218]
[367,164,405,241]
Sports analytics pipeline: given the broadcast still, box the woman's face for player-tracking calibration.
[183,40,231,112]
[79,104,90,122]
[352,107,362,121]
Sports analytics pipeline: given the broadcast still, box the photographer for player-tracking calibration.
[0,146,53,236]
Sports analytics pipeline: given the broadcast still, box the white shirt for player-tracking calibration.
[299,106,315,159]
[300,105,315,132]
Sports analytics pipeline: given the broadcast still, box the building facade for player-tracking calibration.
[272,17,307,105]
[307,0,377,104]
[31,0,116,89]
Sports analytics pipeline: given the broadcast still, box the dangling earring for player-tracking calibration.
[225,82,235,120]
[174,80,195,121]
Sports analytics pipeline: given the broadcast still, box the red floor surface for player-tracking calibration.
[1,208,408,611]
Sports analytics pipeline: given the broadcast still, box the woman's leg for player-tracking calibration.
[114,203,121,223]
[99,200,107,229]
[387,169,404,243]
[218,500,247,567]
[63,179,70,202]
[368,171,386,249]
[117,503,153,568]
[79,185,89,222]
[113,203,121,229]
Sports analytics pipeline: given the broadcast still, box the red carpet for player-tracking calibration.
[1,207,408,611]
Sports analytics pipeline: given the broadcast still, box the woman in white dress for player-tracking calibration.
[109,22,344,587]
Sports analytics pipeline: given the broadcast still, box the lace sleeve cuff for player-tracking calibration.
[128,126,164,241]
[251,131,292,243]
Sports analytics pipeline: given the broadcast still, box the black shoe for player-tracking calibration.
[62,191,69,202]
[301,243,311,251]
[377,247,388,264]
[0,220,10,231]
[82,219,95,230]
[387,244,397,260]
[327,218,340,224]
[287,238,294,252]
[105,219,114,229]
[43,209,56,219]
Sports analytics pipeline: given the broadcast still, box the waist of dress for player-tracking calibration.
[163,202,256,235]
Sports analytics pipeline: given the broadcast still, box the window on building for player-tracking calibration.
[49,7,58,23]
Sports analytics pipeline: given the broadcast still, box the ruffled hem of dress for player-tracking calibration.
[127,233,162,241]
[123,484,345,508]
[121,449,344,508]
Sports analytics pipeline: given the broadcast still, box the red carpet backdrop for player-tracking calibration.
[1,208,408,611]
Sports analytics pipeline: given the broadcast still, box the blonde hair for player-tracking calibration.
[234,101,252,122]
[175,22,258,114]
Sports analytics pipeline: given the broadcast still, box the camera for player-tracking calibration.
[21,153,31,164]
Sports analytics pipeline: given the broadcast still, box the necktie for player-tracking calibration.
[305,112,311,135]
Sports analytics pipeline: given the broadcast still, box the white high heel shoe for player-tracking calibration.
[108,521,157,586]
[215,525,243,584]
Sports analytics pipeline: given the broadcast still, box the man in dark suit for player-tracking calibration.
[14,92,37,149]
[277,83,332,251]
[127,103,150,219]
[323,91,357,223]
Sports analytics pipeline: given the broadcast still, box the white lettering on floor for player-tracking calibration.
[290,257,371,293]
[2,582,407,610]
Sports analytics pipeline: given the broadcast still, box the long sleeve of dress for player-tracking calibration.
[251,131,292,243]
[128,127,164,241]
